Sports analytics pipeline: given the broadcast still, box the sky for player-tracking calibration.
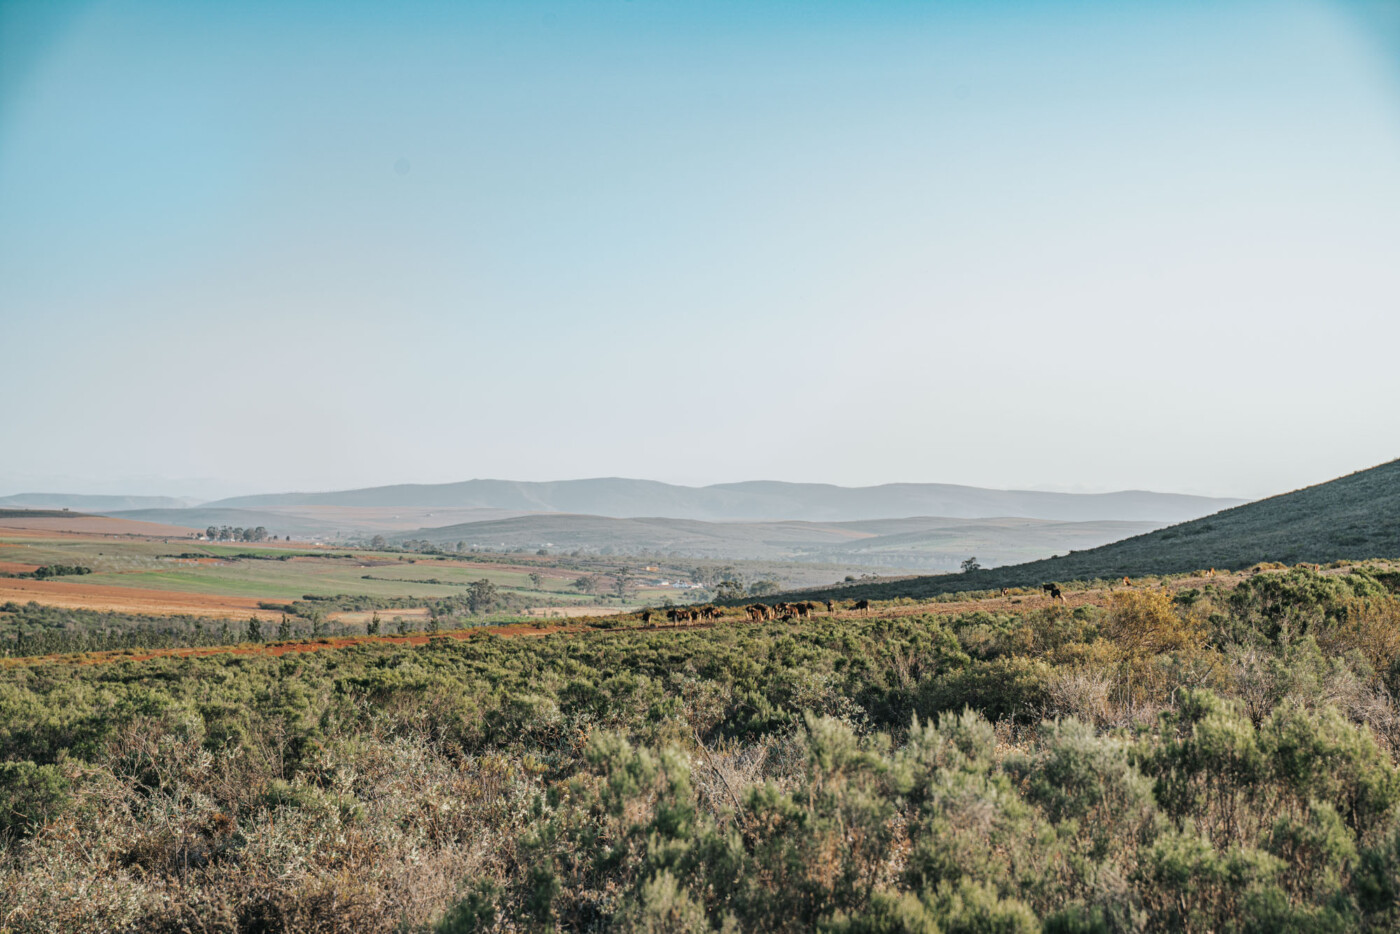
[2,0,1399,501]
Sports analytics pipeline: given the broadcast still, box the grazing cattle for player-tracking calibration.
[640,610,652,625]
[825,600,835,614]
[853,599,871,613]
[794,602,812,619]
[746,605,764,622]
[1122,577,1131,587]
[1041,583,1065,602]
[1001,588,1011,598]
[666,608,680,626]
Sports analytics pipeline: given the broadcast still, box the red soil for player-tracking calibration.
[0,578,283,619]
[0,516,197,538]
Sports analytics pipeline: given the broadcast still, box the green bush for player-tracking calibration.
[0,760,70,838]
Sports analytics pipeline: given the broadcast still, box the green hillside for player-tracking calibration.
[779,458,1400,601]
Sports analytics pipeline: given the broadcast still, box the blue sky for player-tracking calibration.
[2,0,1398,500]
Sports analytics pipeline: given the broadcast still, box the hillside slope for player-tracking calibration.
[397,513,1160,570]
[101,508,339,538]
[777,458,1400,601]
[208,477,1240,523]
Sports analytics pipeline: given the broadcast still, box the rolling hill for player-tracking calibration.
[395,513,1163,570]
[101,506,527,539]
[775,458,1400,601]
[101,507,344,538]
[0,493,199,510]
[207,477,1241,523]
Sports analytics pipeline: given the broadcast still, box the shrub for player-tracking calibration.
[0,760,70,838]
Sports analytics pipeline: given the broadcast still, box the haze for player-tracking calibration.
[3,0,1399,502]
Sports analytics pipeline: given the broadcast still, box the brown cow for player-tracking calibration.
[853,599,871,613]
[746,605,764,622]
[825,600,835,614]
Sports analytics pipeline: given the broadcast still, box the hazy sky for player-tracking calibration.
[3,0,1398,501]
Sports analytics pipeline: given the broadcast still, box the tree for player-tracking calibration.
[468,579,499,614]
[716,580,747,602]
[961,557,982,573]
[277,615,292,640]
[613,567,634,601]
[370,535,388,551]
[367,611,381,636]
[396,616,410,635]
[529,572,545,590]
[247,616,263,642]
[206,526,217,541]
[748,579,780,597]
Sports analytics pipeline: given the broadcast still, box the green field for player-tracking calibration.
[0,536,702,612]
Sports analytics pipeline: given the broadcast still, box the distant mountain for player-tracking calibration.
[207,478,1242,523]
[395,513,1163,570]
[778,458,1400,601]
[0,493,200,511]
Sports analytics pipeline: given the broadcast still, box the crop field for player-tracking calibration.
[0,531,703,622]
[0,512,197,538]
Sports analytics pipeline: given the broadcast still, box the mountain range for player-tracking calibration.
[200,478,1241,523]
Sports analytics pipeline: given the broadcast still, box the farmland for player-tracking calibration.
[5,561,1400,932]
[0,520,890,652]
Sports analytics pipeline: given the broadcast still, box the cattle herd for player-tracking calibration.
[632,583,1087,628]
[635,598,875,627]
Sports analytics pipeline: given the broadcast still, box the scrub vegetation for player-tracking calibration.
[5,566,1400,931]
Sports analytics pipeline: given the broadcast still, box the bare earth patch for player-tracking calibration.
[0,578,282,618]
